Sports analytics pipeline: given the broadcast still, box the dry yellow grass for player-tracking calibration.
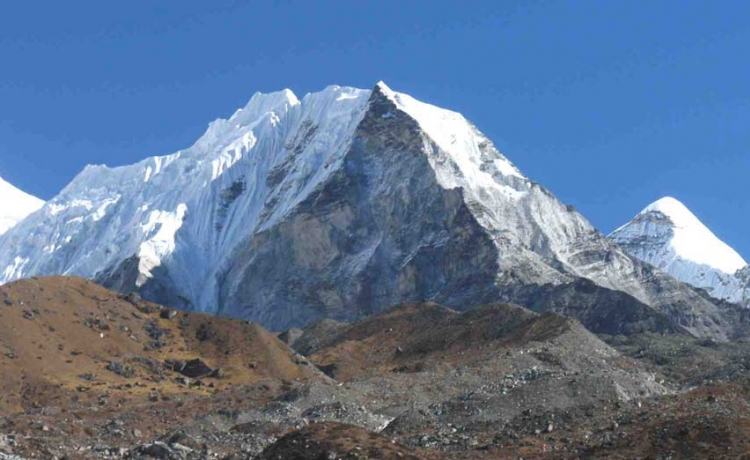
[0,276,322,414]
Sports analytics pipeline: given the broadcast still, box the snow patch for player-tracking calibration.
[137,204,188,286]
[92,197,119,222]
[336,92,360,102]
[3,256,29,281]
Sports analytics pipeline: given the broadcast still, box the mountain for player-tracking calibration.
[0,174,44,235]
[611,196,750,306]
[0,82,739,337]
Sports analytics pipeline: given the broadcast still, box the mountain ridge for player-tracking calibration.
[0,82,741,338]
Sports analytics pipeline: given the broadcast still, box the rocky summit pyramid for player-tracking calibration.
[0,83,738,335]
[611,196,750,306]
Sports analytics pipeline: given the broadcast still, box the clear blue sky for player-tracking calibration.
[1,1,748,256]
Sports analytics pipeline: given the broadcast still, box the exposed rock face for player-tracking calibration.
[0,83,737,336]
[508,278,689,336]
[611,197,750,308]
[216,85,505,327]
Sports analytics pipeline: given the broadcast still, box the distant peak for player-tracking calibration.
[639,196,705,230]
[642,196,689,216]
[621,196,747,274]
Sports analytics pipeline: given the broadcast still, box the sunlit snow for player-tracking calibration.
[611,196,749,305]
[137,204,188,286]
[641,197,745,274]
[0,175,44,235]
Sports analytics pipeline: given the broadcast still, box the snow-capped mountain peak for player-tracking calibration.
[630,196,744,274]
[0,83,738,337]
[0,175,44,235]
[611,196,749,306]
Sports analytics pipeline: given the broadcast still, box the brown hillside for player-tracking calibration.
[0,276,322,415]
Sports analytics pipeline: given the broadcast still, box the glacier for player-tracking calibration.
[611,196,750,306]
[0,82,740,337]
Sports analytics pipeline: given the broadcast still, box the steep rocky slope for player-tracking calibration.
[611,196,750,307]
[0,84,735,338]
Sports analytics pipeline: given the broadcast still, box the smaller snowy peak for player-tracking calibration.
[611,196,749,307]
[642,197,711,230]
[636,197,745,274]
[0,175,45,235]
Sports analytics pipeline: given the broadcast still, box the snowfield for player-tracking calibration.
[0,175,44,235]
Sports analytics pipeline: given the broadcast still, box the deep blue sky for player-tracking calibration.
[1,1,748,256]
